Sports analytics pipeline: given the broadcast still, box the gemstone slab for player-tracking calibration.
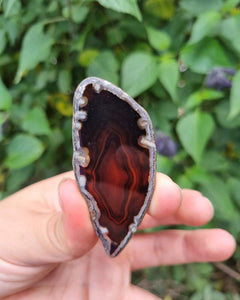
[72,77,156,257]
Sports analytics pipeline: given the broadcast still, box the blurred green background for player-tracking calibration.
[0,0,240,298]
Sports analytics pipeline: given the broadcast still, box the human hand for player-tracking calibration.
[0,172,235,300]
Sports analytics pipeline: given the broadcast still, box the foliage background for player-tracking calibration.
[0,0,240,298]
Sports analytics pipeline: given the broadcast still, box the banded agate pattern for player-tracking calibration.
[72,77,156,257]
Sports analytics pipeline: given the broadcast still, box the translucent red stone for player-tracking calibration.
[72,77,156,257]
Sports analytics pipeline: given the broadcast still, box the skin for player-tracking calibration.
[0,171,236,300]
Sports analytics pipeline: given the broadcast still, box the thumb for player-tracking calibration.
[28,178,97,265]
[34,178,98,265]
[0,175,97,298]
[57,178,97,258]
[0,174,97,266]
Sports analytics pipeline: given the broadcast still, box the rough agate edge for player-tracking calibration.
[72,77,156,257]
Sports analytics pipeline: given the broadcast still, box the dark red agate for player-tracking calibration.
[72,77,156,257]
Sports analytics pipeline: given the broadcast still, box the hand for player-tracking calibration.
[0,172,235,300]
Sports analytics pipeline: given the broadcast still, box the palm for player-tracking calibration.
[27,242,132,299]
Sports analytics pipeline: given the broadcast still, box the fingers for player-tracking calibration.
[124,285,161,300]
[140,173,214,229]
[168,189,214,226]
[32,171,214,263]
[128,229,236,271]
[37,171,213,232]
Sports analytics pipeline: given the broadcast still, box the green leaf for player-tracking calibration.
[87,51,119,85]
[228,177,240,207]
[96,0,142,21]
[2,0,20,16]
[57,70,71,94]
[156,153,174,174]
[121,52,157,97]
[176,174,194,189]
[15,23,54,83]
[146,27,171,51]
[107,26,127,46]
[72,5,89,23]
[148,100,177,130]
[222,0,240,12]
[70,27,88,53]
[220,15,240,54]
[180,39,231,74]
[6,166,32,193]
[215,101,240,128]
[4,17,21,45]
[0,30,7,55]
[188,11,221,44]
[0,113,7,142]
[149,99,177,121]
[78,49,99,67]
[5,134,44,169]
[158,59,179,101]
[180,0,223,16]
[62,4,89,24]
[176,110,215,164]
[143,0,175,19]
[22,107,51,135]
[0,78,12,111]
[200,177,238,221]
[185,165,212,185]
[229,70,240,119]
[186,265,213,292]
[191,286,226,300]
[200,150,229,172]
[185,88,224,109]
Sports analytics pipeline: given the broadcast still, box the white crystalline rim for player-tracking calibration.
[72,77,156,257]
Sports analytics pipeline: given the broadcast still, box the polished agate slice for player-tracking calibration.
[72,77,156,257]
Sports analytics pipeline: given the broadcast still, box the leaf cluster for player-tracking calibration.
[1,0,240,298]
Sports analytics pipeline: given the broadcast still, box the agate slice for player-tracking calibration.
[72,77,156,257]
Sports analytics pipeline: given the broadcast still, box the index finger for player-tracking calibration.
[140,173,214,229]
